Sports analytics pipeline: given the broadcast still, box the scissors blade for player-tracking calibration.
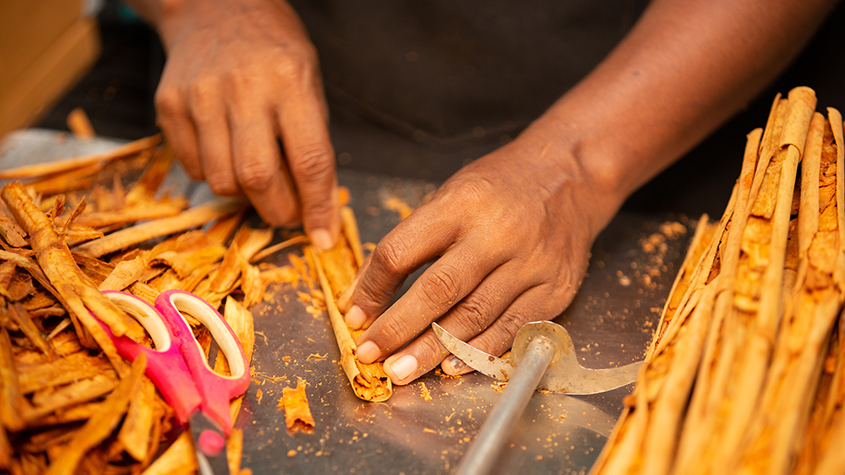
[189,412,230,475]
[432,323,514,381]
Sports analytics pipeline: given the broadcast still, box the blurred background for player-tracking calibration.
[6,0,845,220]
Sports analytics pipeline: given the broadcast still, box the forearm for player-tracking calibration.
[522,0,838,232]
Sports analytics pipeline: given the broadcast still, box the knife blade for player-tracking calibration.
[432,323,514,381]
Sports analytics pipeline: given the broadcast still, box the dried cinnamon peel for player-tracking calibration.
[278,380,315,434]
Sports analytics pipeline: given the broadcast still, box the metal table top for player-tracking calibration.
[0,130,692,475]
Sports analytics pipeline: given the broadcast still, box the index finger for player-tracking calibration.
[354,239,503,365]
[278,85,339,251]
[344,205,460,329]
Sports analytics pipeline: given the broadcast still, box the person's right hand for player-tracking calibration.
[154,0,339,248]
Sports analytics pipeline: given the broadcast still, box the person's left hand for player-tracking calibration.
[338,131,624,385]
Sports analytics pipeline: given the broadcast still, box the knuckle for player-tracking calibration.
[353,274,399,318]
[416,335,450,361]
[225,69,257,96]
[303,195,334,223]
[353,285,388,317]
[453,177,495,206]
[274,44,318,79]
[377,318,411,352]
[453,293,494,334]
[372,240,409,276]
[497,311,526,343]
[154,88,184,119]
[291,145,334,184]
[235,160,277,192]
[418,265,462,309]
[187,78,219,114]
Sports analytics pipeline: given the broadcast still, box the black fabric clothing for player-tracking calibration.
[289,1,650,151]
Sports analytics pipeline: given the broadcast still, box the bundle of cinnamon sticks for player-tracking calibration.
[591,87,845,474]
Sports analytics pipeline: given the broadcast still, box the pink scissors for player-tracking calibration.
[93,289,250,475]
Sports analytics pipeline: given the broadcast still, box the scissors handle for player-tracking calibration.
[97,291,202,424]
[157,289,250,433]
[97,290,250,433]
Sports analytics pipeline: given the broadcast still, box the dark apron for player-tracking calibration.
[289,0,649,154]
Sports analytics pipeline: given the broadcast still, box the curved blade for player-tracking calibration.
[432,323,513,381]
[541,361,643,394]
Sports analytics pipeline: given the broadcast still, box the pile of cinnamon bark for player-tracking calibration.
[0,138,274,474]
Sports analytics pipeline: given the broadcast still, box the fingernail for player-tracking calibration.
[345,305,367,329]
[445,356,466,374]
[310,228,334,251]
[387,355,418,383]
[356,340,381,364]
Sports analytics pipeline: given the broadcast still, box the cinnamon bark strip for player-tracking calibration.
[239,257,264,308]
[208,226,273,293]
[278,380,315,433]
[124,144,174,206]
[0,423,10,470]
[98,254,148,291]
[23,401,104,429]
[149,244,226,279]
[310,242,392,402]
[174,263,218,295]
[6,302,52,357]
[141,431,196,475]
[0,261,17,298]
[0,134,161,180]
[72,201,186,229]
[17,351,114,394]
[341,206,364,267]
[250,234,308,263]
[6,272,35,303]
[791,119,845,475]
[670,88,816,475]
[74,197,246,258]
[66,107,95,139]
[23,374,118,423]
[0,328,24,432]
[118,376,157,461]
[226,428,246,475]
[23,162,101,196]
[44,353,146,475]
[0,207,27,248]
[61,223,104,247]
[793,311,845,475]
[814,367,845,474]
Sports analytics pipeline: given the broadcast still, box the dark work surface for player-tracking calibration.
[0,131,692,475]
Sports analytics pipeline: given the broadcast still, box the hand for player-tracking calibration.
[154,0,339,247]
[340,132,624,385]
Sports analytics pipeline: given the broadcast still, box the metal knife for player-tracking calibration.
[433,321,643,475]
[433,321,642,395]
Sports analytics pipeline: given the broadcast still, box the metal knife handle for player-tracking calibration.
[455,337,555,475]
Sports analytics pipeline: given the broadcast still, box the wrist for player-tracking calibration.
[509,119,628,238]
[156,0,203,51]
